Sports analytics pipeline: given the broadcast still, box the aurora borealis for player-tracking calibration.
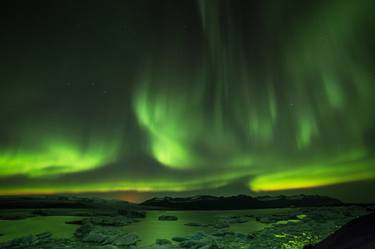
[0,0,375,202]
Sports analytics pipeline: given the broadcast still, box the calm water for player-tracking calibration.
[0,216,78,242]
[0,208,296,245]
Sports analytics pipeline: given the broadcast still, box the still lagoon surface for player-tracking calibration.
[0,208,297,246]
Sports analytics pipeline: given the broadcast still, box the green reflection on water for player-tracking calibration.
[123,209,295,246]
[0,216,78,242]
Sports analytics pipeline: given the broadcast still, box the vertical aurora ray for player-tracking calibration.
[133,71,205,169]
[133,0,375,191]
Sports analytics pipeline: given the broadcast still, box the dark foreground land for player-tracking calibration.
[0,195,374,249]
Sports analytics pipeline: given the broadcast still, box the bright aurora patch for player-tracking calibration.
[0,0,374,201]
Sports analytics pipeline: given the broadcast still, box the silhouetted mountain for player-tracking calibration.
[306,212,375,249]
[141,194,343,210]
[0,195,135,210]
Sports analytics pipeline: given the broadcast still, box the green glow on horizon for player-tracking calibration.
[0,168,250,195]
[250,159,375,192]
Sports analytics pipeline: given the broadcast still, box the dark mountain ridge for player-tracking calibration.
[141,194,343,210]
[0,195,135,210]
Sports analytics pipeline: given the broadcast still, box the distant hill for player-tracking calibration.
[0,195,136,210]
[0,195,147,220]
[141,194,343,210]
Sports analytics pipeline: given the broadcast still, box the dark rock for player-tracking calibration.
[172,236,189,242]
[71,211,93,216]
[118,209,146,218]
[255,211,302,224]
[65,219,83,225]
[172,231,207,243]
[79,226,140,247]
[233,232,250,240]
[184,222,208,227]
[35,232,52,241]
[156,239,172,245]
[365,207,374,212]
[179,239,209,248]
[210,230,227,237]
[87,216,133,226]
[201,240,221,249]
[158,215,178,221]
[32,209,48,216]
[311,212,375,249]
[212,222,229,229]
[221,216,248,224]
[141,243,175,249]
[74,221,94,239]
[0,235,34,249]
[210,230,235,237]
[255,216,273,223]
[112,233,140,246]
[82,230,109,244]
[0,232,52,248]
[187,231,207,240]
[97,246,119,249]
[75,221,140,247]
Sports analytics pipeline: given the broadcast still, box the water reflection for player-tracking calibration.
[123,209,295,246]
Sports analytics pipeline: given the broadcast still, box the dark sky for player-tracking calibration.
[1,0,375,203]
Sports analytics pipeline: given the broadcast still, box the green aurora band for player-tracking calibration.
[0,0,375,195]
[0,129,120,177]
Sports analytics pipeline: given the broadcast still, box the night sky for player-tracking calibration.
[1,0,375,203]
